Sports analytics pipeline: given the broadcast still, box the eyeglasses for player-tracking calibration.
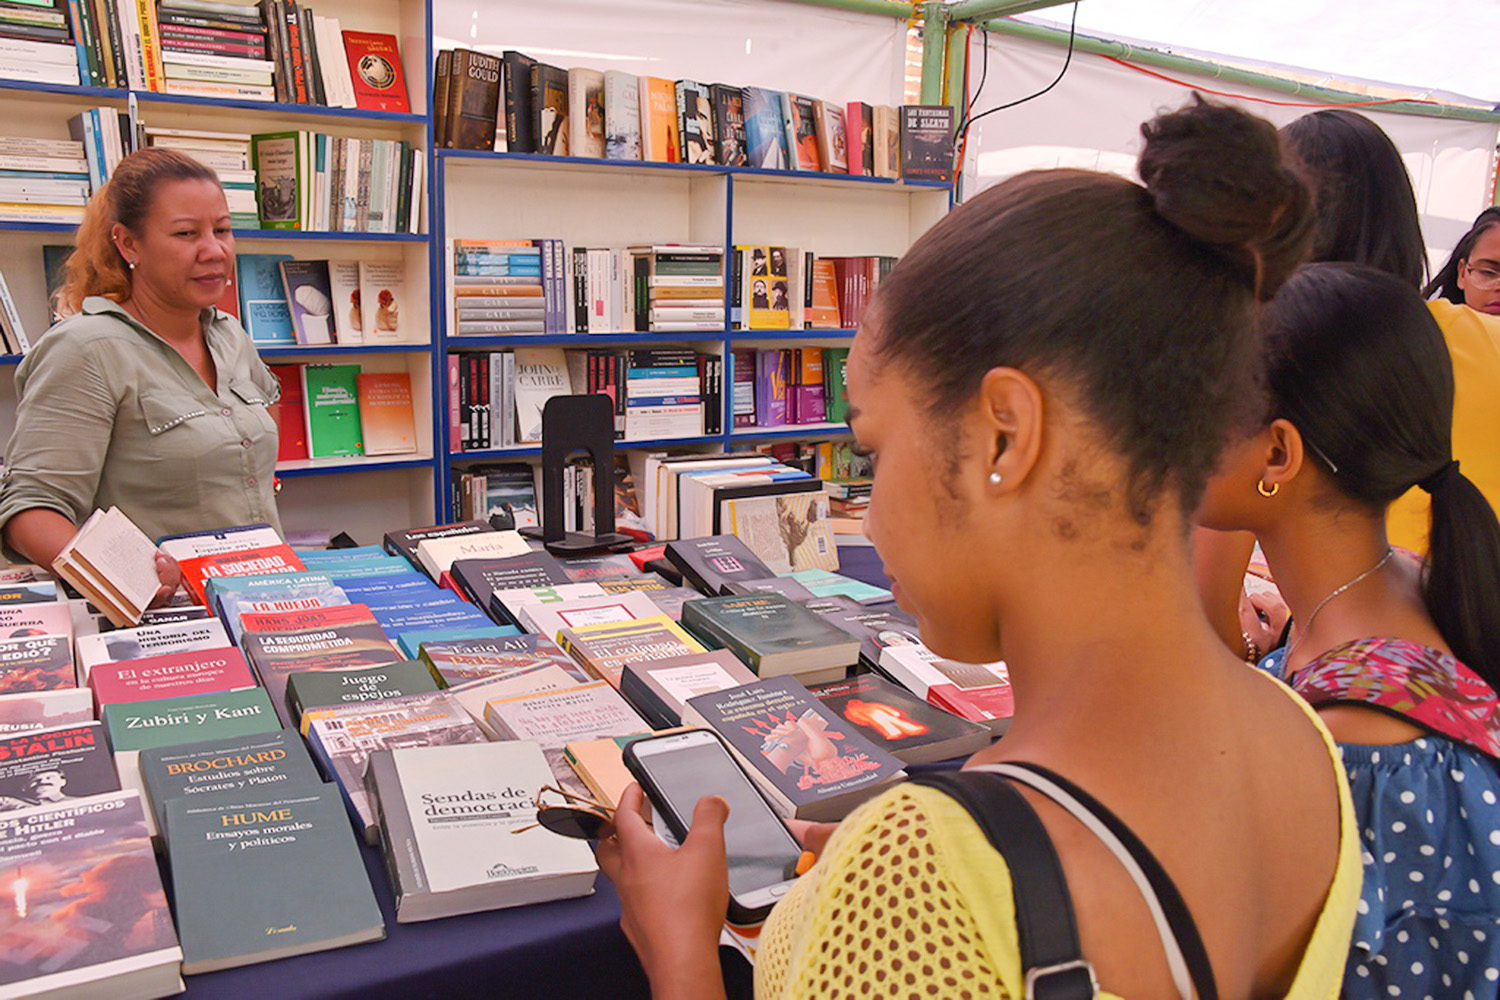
[1463,261,1500,290]
[512,784,615,840]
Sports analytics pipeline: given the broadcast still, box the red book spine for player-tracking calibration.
[270,364,308,463]
[845,102,864,177]
[447,354,461,450]
[160,38,268,58]
[282,0,308,103]
[159,23,266,43]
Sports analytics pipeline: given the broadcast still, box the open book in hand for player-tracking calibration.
[52,506,162,627]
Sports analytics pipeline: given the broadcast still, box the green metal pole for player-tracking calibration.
[979,18,1500,124]
[945,23,969,108]
[775,0,914,19]
[947,0,1075,22]
[919,2,948,105]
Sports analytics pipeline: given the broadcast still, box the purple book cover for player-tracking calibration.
[792,384,826,424]
[732,348,757,428]
[755,350,789,427]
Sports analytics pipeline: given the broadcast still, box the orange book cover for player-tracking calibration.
[357,372,419,456]
[640,77,680,162]
[796,347,824,385]
[809,260,842,327]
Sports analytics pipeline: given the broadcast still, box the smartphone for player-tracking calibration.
[624,729,804,924]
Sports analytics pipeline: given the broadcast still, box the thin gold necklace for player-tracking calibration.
[1285,547,1395,664]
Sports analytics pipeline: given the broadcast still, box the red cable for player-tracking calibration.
[1103,56,1444,110]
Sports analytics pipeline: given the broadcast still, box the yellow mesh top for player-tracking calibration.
[756,671,1361,1000]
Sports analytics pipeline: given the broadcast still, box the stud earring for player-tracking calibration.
[128,259,137,270]
[1256,480,1279,498]
[988,472,1003,486]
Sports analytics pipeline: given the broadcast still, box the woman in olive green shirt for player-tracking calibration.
[0,147,280,585]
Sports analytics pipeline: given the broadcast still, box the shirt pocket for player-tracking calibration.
[228,378,278,437]
[139,391,218,460]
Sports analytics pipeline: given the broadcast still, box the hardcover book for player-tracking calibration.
[357,372,418,455]
[301,363,364,458]
[682,675,906,821]
[556,614,705,690]
[303,690,485,839]
[619,649,754,728]
[420,632,587,686]
[285,659,440,730]
[0,791,182,999]
[342,29,409,111]
[602,69,640,159]
[89,646,257,709]
[877,644,1013,734]
[483,680,648,795]
[681,594,859,683]
[279,258,335,345]
[567,66,605,158]
[236,252,295,343]
[241,621,405,728]
[167,787,385,973]
[899,104,954,182]
[365,742,598,923]
[139,728,323,837]
[664,535,776,595]
[808,673,991,765]
[0,721,119,812]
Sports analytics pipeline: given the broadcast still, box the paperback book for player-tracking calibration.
[240,621,406,728]
[483,681,648,795]
[877,644,1013,734]
[0,721,119,812]
[681,594,859,684]
[139,728,323,838]
[619,649,755,729]
[556,613,706,689]
[808,673,991,765]
[419,632,587,686]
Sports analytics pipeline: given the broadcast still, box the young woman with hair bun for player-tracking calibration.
[0,147,281,587]
[598,97,1359,1000]
[1197,262,1500,1000]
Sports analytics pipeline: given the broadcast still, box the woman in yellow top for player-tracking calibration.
[598,98,1359,1000]
[0,147,281,581]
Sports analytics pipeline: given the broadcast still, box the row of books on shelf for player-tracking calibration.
[0,0,408,112]
[449,346,725,451]
[731,345,850,429]
[251,130,422,233]
[233,253,416,346]
[434,47,955,182]
[730,247,893,331]
[268,362,418,461]
[0,498,1007,994]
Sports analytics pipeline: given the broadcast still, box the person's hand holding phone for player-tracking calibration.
[596,783,732,1000]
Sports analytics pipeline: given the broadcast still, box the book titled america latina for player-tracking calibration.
[167,786,385,973]
[0,791,183,999]
[0,721,119,813]
[366,741,599,923]
[683,675,906,821]
[139,728,323,840]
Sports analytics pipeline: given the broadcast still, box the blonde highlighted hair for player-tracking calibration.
[54,147,222,318]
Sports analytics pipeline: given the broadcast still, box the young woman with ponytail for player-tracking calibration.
[1197,262,1500,1000]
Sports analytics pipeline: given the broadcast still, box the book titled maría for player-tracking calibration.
[0,791,183,1000]
[413,529,531,581]
[0,721,119,812]
[139,728,323,839]
[303,691,486,841]
[366,742,598,923]
[684,676,905,821]
[167,787,386,974]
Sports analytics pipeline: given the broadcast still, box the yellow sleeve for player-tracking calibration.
[755,782,1026,1000]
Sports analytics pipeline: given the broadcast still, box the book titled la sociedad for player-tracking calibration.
[878,644,1013,735]
[684,676,905,822]
[241,621,406,729]
[303,691,486,841]
[89,647,257,709]
[0,721,119,812]
[0,791,183,999]
[366,742,599,923]
[139,729,323,839]
[682,594,859,684]
[178,543,308,606]
[167,787,385,974]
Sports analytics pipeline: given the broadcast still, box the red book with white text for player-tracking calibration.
[179,545,307,606]
[88,647,256,708]
[237,603,378,634]
[342,30,410,112]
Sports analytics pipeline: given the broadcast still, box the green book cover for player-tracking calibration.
[285,660,442,730]
[167,786,386,974]
[396,625,516,659]
[139,728,323,838]
[250,131,304,231]
[681,594,859,676]
[824,347,850,423]
[301,364,365,458]
[103,688,280,753]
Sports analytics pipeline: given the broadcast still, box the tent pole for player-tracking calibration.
[919,2,948,104]
[979,17,1500,124]
[948,0,1075,21]
[945,22,969,107]
[772,0,915,18]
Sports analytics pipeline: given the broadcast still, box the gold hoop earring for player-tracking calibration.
[1256,480,1279,498]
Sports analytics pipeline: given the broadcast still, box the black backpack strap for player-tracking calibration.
[909,770,1099,1000]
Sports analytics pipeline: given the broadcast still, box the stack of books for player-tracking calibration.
[632,244,724,332]
[158,0,276,103]
[145,127,258,227]
[452,240,550,336]
[0,134,88,224]
[623,347,711,440]
[0,1,78,87]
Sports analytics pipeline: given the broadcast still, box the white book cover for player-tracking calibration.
[156,524,282,562]
[520,591,664,644]
[511,347,570,444]
[567,68,605,159]
[603,71,640,160]
[448,664,580,737]
[414,530,531,579]
[358,261,407,343]
[372,742,597,922]
[487,582,607,628]
[75,618,230,682]
[483,681,648,794]
[326,260,363,344]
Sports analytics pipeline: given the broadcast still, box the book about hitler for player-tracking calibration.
[681,594,859,684]
[0,721,119,812]
[365,742,598,923]
[167,787,385,973]
[683,675,906,821]
[0,791,183,999]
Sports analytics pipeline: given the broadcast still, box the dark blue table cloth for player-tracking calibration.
[181,545,896,999]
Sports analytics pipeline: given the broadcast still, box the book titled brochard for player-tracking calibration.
[366,741,597,923]
[167,787,386,974]
[139,728,323,838]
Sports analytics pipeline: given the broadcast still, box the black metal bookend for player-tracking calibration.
[519,394,635,555]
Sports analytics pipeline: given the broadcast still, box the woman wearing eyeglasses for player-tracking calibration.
[1426,209,1500,315]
